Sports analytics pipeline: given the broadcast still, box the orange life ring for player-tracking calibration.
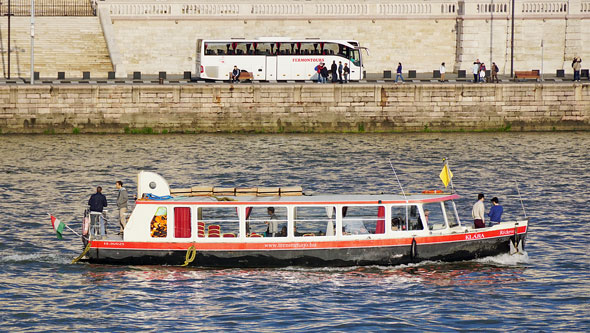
[422,190,443,194]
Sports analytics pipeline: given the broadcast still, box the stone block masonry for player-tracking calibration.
[0,84,589,134]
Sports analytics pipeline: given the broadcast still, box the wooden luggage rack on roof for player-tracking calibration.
[169,185,303,197]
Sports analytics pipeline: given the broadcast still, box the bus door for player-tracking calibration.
[353,47,369,81]
[266,56,277,81]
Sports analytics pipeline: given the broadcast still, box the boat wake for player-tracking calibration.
[474,251,530,266]
[0,252,72,265]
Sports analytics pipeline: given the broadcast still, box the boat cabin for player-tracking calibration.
[120,172,463,243]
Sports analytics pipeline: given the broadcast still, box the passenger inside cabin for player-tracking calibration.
[279,226,287,237]
[416,209,430,230]
[265,207,279,237]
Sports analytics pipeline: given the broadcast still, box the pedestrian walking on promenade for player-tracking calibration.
[472,61,480,83]
[338,61,343,84]
[320,64,329,84]
[314,62,323,83]
[440,62,446,82]
[331,61,338,83]
[491,62,499,83]
[479,62,487,83]
[395,62,404,83]
[573,57,582,82]
[343,63,350,83]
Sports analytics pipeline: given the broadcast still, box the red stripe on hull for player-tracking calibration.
[92,225,527,251]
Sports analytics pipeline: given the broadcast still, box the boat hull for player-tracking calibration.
[84,230,527,267]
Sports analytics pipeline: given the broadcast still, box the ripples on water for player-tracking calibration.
[1,133,589,331]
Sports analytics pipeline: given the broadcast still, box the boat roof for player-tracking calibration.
[137,193,460,206]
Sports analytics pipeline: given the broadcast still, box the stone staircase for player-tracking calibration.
[0,17,113,79]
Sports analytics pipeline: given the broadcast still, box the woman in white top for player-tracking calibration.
[440,62,446,82]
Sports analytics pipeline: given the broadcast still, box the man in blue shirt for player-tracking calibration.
[487,197,503,227]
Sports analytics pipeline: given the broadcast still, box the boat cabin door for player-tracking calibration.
[266,56,277,81]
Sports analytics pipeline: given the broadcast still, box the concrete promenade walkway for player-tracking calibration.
[0,73,586,85]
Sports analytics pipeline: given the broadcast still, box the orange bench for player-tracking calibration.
[514,71,539,81]
[229,71,253,82]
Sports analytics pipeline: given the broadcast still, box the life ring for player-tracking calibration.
[422,190,443,194]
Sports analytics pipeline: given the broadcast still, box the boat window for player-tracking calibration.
[294,206,335,237]
[246,206,288,237]
[150,207,168,238]
[342,206,386,235]
[408,205,424,230]
[444,201,460,227]
[422,203,447,231]
[391,205,423,231]
[197,207,240,238]
[391,206,407,231]
[174,207,191,238]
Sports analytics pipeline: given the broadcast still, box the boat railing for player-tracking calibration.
[88,210,109,239]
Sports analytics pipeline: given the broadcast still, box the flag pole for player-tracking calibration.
[388,158,407,201]
[514,181,527,219]
[444,157,455,194]
[48,213,89,240]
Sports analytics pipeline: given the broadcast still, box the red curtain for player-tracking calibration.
[174,207,191,238]
[376,206,385,234]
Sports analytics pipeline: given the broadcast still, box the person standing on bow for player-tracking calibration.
[88,186,108,237]
[472,193,486,229]
[116,181,129,235]
[487,197,503,227]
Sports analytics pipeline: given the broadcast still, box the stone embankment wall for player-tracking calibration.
[0,83,588,134]
[101,0,590,75]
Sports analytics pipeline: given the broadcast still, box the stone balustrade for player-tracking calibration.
[101,0,590,19]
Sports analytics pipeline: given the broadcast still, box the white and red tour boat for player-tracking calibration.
[68,170,528,267]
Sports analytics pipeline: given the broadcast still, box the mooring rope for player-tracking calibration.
[71,242,92,264]
[181,245,197,266]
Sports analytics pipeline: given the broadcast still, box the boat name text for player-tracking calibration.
[465,233,485,240]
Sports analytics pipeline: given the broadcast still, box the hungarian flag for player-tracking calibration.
[439,164,453,188]
[50,215,66,239]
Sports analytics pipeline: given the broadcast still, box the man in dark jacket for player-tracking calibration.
[88,186,108,237]
[331,61,338,83]
[320,64,329,83]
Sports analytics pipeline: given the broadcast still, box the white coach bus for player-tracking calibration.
[196,38,366,81]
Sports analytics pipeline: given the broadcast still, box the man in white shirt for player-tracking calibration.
[472,193,485,229]
[440,62,446,82]
[265,207,279,237]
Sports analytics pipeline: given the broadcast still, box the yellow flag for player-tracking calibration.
[439,164,453,188]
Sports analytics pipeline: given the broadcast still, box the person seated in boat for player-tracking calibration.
[487,197,503,227]
[417,209,432,230]
[278,225,287,237]
[294,226,304,237]
[472,193,486,229]
[265,207,279,237]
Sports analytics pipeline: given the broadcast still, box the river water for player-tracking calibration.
[0,133,589,331]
